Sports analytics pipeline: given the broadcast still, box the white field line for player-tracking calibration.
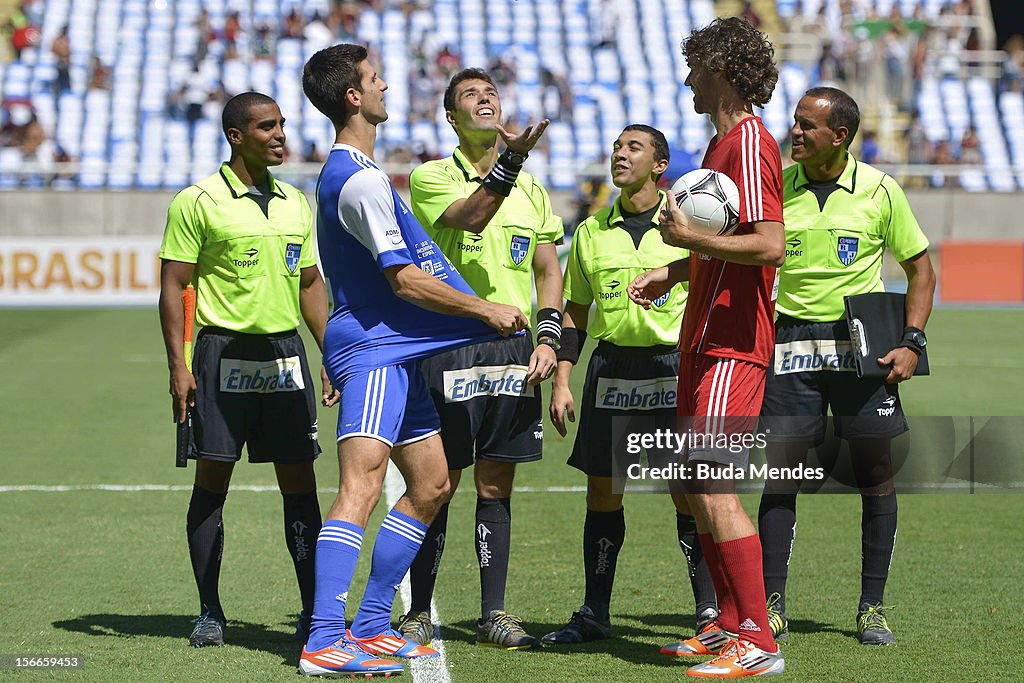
[383,461,452,683]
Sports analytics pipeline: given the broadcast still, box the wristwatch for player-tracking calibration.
[504,149,529,166]
[537,336,561,351]
[899,326,927,355]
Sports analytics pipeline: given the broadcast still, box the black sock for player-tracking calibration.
[860,491,898,606]
[186,486,227,620]
[282,492,322,616]
[476,497,511,618]
[757,493,797,614]
[409,503,449,613]
[676,512,718,619]
[583,508,625,624]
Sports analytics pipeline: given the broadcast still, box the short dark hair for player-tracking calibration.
[681,17,778,107]
[302,43,368,128]
[621,124,670,179]
[804,86,861,146]
[221,91,277,138]
[443,68,496,113]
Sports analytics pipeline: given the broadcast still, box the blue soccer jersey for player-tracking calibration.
[317,144,497,380]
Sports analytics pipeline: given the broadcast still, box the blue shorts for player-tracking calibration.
[335,361,440,447]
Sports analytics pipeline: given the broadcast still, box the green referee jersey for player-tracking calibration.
[160,163,317,334]
[409,147,564,321]
[778,155,930,322]
[563,192,689,347]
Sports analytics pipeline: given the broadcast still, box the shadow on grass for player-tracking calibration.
[52,613,303,665]
[442,617,694,668]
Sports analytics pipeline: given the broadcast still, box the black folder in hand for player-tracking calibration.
[843,292,929,379]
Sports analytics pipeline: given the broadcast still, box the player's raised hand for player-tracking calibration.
[877,346,919,384]
[549,382,575,437]
[483,302,529,336]
[320,366,340,407]
[659,198,696,248]
[169,364,196,424]
[628,267,672,310]
[497,119,550,154]
[526,342,556,385]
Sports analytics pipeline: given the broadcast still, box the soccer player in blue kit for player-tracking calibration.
[298,44,528,677]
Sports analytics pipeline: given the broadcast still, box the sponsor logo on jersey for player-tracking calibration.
[786,235,803,258]
[285,243,301,272]
[599,279,622,301]
[460,233,484,251]
[653,291,670,307]
[233,247,259,268]
[774,339,856,375]
[442,364,529,402]
[837,236,859,266]
[595,376,678,410]
[510,235,531,265]
[384,227,403,246]
[220,356,305,393]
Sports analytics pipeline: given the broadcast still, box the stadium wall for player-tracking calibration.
[1,189,1021,305]
[1,189,1021,240]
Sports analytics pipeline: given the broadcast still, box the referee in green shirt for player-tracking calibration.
[757,87,936,646]
[542,125,718,645]
[400,68,563,649]
[158,92,337,648]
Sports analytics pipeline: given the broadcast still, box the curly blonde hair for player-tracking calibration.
[682,17,778,107]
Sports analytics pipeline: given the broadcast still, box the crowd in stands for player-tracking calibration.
[777,0,1013,186]
[0,0,1020,190]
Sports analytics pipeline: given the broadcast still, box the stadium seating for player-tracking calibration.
[0,0,1015,190]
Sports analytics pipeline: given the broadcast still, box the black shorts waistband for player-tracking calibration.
[199,326,299,341]
[596,340,678,357]
[774,315,850,341]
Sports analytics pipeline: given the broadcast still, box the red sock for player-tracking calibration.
[698,533,737,632]
[717,534,777,652]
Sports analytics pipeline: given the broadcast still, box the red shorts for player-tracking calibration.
[678,353,766,437]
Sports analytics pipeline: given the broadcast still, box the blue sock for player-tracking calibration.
[350,508,428,638]
[306,520,364,651]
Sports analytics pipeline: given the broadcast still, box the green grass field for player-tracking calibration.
[1,308,1023,681]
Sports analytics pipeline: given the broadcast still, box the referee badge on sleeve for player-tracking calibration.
[510,235,531,265]
[285,243,302,272]
[837,237,858,266]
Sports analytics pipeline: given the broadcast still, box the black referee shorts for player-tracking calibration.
[420,334,542,469]
[569,341,680,478]
[760,315,908,445]
[190,327,321,463]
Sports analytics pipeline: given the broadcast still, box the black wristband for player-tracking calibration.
[555,328,587,364]
[536,307,562,342]
[481,148,526,197]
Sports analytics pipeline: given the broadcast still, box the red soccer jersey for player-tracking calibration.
[678,116,784,367]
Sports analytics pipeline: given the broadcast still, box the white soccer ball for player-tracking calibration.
[671,169,742,236]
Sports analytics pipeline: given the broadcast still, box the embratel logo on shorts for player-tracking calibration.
[219,357,305,393]
[774,340,856,375]
[442,365,529,402]
[595,377,677,410]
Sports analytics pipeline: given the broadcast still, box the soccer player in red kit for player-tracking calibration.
[629,17,786,678]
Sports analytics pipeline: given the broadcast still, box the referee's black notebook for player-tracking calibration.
[843,292,929,379]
